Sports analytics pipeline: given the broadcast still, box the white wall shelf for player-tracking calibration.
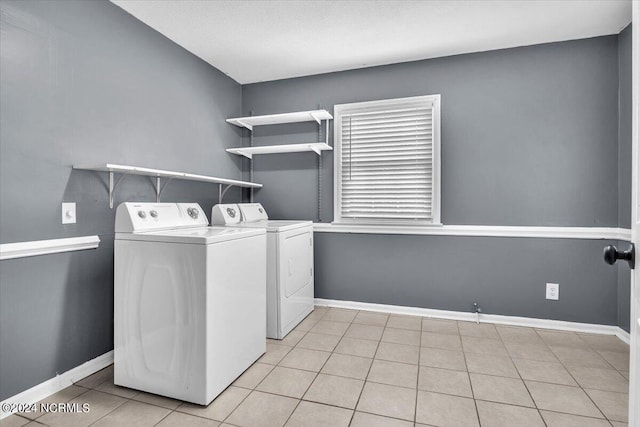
[74,163,262,208]
[226,142,333,159]
[226,110,333,131]
[226,108,333,219]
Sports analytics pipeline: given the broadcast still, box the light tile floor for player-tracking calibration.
[3,306,631,426]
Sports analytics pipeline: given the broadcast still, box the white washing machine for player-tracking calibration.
[212,203,314,339]
[114,202,266,405]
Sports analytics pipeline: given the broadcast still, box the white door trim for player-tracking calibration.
[627,2,639,425]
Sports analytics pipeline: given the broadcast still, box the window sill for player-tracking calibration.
[313,223,631,240]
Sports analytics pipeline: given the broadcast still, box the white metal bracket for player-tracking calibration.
[236,119,253,131]
[154,176,174,203]
[219,183,233,203]
[310,112,322,125]
[109,171,129,209]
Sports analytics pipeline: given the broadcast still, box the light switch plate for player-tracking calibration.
[62,202,76,224]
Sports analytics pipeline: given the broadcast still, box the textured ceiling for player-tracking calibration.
[111,0,632,84]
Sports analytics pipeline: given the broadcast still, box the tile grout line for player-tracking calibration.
[534,329,613,422]
[538,407,623,423]
[20,384,92,423]
[339,309,374,427]
[492,322,542,424]
[504,327,604,424]
[85,389,128,427]
[282,307,357,427]
[414,318,424,425]
[349,311,389,425]
[459,321,483,427]
[37,379,113,427]
[151,408,173,427]
[222,307,326,426]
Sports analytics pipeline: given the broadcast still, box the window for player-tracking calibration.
[333,95,441,226]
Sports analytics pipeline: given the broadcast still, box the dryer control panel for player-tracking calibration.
[211,204,242,225]
[238,203,268,223]
[115,202,208,232]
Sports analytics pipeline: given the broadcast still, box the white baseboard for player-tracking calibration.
[0,350,114,420]
[315,298,631,345]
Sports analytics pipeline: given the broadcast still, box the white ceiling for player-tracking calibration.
[111,0,631,84]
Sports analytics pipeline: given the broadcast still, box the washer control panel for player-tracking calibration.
[115,202,208,232]
[187,207,199,219]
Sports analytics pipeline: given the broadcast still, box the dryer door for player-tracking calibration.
[278,227,314,332]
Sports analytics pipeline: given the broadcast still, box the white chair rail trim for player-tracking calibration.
[314,223,632,241]
[0,236,101,261]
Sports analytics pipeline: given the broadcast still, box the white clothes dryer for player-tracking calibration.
[114,202,266,405]
[212,203,314,339]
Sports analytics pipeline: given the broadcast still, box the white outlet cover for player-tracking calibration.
[546,283,559,301]
[62,202,76,224]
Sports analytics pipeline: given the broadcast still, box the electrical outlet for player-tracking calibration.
[546,283,559,300]
[62,202,76,224]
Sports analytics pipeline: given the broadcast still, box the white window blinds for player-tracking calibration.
[334,95,441,224]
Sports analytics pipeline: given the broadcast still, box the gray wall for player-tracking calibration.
[242,36,620,227]
[0,0,242,400]
[314,234,618,326]
[617,24,632,332]
[241,36,630,327]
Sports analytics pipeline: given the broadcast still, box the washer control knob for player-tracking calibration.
[227,208,236,218]
[187,207,199,219]
[149,210,158,218]
[258,207,264,213]
[138,211,147,219]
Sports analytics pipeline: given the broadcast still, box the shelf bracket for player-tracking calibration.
[219,183,233,203]
[309,144,322,155]
[236,119,253,131]
[154,176,174,203]
[109,171,129,209]
[309,112,322,125]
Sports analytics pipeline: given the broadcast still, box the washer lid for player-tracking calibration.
[115,226,265,244]
[231,220,313,232]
